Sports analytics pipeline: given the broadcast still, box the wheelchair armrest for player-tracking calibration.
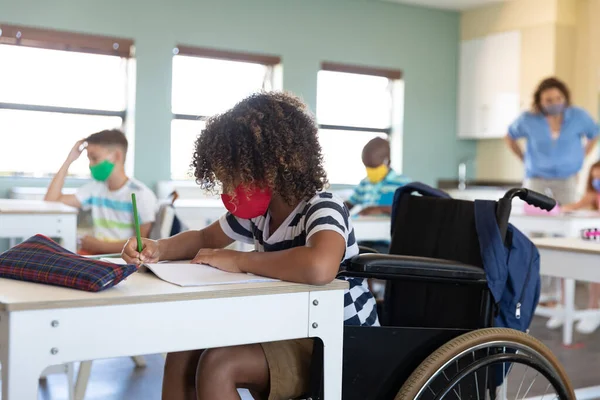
[340,253,486,281]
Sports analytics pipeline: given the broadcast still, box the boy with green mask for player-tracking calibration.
[45,129,158,255]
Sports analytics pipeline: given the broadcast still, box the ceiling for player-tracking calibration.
[382,0,507,11]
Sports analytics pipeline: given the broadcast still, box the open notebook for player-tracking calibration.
[100,258,278,287]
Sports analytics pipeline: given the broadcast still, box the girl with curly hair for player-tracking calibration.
[122,91,379,400]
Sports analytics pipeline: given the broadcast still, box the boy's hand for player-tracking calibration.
[192,249,243,273]
[80,235,105,254]
[67,139,86,164]
[122,237,161,265]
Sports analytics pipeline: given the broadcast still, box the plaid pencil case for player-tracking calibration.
[0,234,137,292]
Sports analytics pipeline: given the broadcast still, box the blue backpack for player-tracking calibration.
[474,200,541,332]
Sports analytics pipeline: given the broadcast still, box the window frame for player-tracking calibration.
[0,23,132,121]
[171,45,281,122]
[317,62,404,185]
[318,62,402,135]
[169,45,281,180]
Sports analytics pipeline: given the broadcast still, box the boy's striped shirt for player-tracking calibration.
[76,178,158,241]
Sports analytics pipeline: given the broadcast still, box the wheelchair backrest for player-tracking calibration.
[382,191,494,329]
[390,194,483,267]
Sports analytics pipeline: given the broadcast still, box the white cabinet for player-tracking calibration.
[458,31,521,139]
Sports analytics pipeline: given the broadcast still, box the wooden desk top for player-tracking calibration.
[533,237,600,255]
[0,273,348,312]
[0,199,77,215]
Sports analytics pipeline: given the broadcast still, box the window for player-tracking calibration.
[0,24,132,177]
[316,62,403,185]
[170,46,281,180]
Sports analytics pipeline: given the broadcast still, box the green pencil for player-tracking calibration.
[131,193,143,253]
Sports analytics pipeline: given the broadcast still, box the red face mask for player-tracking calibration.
[221,184,272,219]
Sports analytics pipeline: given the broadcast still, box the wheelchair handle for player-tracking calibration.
[495,188,557,241]
[505,188,557,211]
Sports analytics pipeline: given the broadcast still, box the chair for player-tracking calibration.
[300,184,574,399]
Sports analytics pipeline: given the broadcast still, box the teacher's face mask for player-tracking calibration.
[542,103,566,116]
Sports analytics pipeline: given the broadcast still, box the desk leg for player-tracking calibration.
[61,218,78,253]
[309,290,344,400]
[74,361,92,400]
[0,315,42,400]
[563,278,576,346]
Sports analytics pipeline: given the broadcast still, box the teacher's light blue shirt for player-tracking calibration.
[508,106,599,179]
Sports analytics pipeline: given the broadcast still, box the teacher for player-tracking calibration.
[505,77,600,205]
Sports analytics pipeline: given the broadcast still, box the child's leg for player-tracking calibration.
[196,344,269,400]
[162,350,204,400]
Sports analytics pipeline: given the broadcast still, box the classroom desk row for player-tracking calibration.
[532,237,600,400]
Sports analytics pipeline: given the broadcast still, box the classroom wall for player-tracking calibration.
[0,0,474,197]
[462,0,600,187]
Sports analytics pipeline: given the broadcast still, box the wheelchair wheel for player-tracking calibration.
[395,328,575,400]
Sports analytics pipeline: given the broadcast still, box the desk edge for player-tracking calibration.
[0,279,349,312]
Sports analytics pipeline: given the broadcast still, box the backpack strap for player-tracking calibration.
[474,200,508,303]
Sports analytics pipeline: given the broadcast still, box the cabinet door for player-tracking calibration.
[457,37,484,138]
[457,31,521,139]
[481,31,521,138]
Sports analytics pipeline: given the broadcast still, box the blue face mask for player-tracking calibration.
[543,103,566,116]
[593,178,600,192]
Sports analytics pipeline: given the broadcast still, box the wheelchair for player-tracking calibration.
[302,186,575,400]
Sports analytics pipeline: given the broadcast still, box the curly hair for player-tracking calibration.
[192,91,328,205]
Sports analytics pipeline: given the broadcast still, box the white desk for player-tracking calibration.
[0,199,78,252]
[173,198,225,231]
[0,273,346,400]
[532,237,600,399]
[510,211,600,237]
[351,216,391,242]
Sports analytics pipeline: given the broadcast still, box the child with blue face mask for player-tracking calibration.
[562,160,600,212]
[554,160,600,333]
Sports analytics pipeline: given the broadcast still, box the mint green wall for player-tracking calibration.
[0,0,476,197]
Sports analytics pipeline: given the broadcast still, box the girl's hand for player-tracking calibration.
[122,237,161,265]
[192,249,243,273]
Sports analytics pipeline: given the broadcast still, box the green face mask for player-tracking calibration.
[90,160,115,181]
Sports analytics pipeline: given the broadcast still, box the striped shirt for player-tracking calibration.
[349,169,411,207]
[219,192,379,326]
[75,178,158,241]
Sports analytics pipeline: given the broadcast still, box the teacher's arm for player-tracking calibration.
[585,137,598,157]
[580,108,600,156]
[504,135,524,161]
